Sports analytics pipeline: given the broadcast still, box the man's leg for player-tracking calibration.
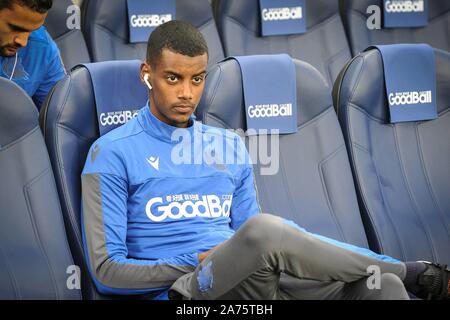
[170,214,408,300]
[279,273,409,300]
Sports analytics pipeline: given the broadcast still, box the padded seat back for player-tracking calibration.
[196,57,369,248]
[342,0,450,55]
[39,60,148,299]
[82,0,224,68]
[44,0,91,70]
[0,77,81,300]
[334,47,450,263]
[216,0,352,87]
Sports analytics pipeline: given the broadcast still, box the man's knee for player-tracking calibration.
[238,214,283,252]
[378,273,409,300]
[380,273,405,290]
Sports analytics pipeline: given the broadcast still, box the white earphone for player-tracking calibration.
[144,73,152,90]
[9,52,18,81]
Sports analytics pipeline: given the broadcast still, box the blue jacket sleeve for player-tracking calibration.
[81,141,197,296]
[32,41,66,110]
[230,162,261,231]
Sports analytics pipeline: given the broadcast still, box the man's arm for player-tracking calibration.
[32,42,65,110]
[198,162,261,262]
[81,144,196,296]
[230,157,261,230]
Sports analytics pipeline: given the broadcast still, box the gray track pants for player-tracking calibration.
[170,214,410,300]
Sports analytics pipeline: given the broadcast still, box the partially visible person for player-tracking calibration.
[0,0,65,110]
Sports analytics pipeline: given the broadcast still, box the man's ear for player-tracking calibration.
[140,62,152,84]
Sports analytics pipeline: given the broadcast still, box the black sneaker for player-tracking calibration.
[416,261,450,300]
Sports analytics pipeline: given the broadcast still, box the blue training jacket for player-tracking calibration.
[81,103,261,298]
[0,26,65,110]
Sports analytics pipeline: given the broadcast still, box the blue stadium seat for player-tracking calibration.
[82,0,224,68]
[333,47,450,264]
[196,57,369,249]
[341,0,450,56]
[39,60,148,299]
[0,77,81,300]
[215,0,352,87]
[44,0,91,70]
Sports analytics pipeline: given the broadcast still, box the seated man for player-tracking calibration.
[0,0,65,110]
[81,21,450,300]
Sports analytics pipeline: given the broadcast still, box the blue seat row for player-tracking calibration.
[3,45,448,299]
[44,0,450,87]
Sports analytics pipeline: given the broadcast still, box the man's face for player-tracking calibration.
[0,3,47,57]
[141,49,208,128]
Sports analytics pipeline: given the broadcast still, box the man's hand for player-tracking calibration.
[198,243,223,263]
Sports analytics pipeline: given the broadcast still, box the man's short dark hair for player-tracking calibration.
[147,20,209,67]
[0,0,53,13]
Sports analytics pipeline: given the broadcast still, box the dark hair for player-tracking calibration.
[147,20,209,67]
[0,0,53,13]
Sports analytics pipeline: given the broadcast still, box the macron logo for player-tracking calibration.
[147,156,160,171]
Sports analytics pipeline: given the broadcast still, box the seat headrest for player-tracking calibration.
[197,57,332,130]
[84,0,216,42]
[345,0,450,22]
[0,78,38,147]
[219,0,339,36]
[45,0,75,39]
[74,60,148,135]
[335,47,450,121]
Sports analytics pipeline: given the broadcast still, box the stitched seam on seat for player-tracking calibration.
[351,140,370,154]
[392,125,438,261]
[346,58,384,253]
[302,13,343,35]
[44,154,82,300]
[326,47,350,86]
[23,167,60,299]
[428,10,450,23]
[197,18,215,32]
[348,102,386,124]
[0,246,21,299]
[348,56,366,109]
[57,124,93,143]
[415,118,450,243]
[224,13,343,41]
[0,126,40,151]
[347,102,384,255]
[277,145,300,224]
[204,113,232,129]
[54,78,84,263]
[223,16,257,37]
[344,59,387,254]
[297,107,335,131]
[53,29,82,42]
[437,107,450,117]
[348,11,370,54]
[318,144,348,242]
[93,23,128,42]
[202,64,224,123]
[353,142,407,260]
